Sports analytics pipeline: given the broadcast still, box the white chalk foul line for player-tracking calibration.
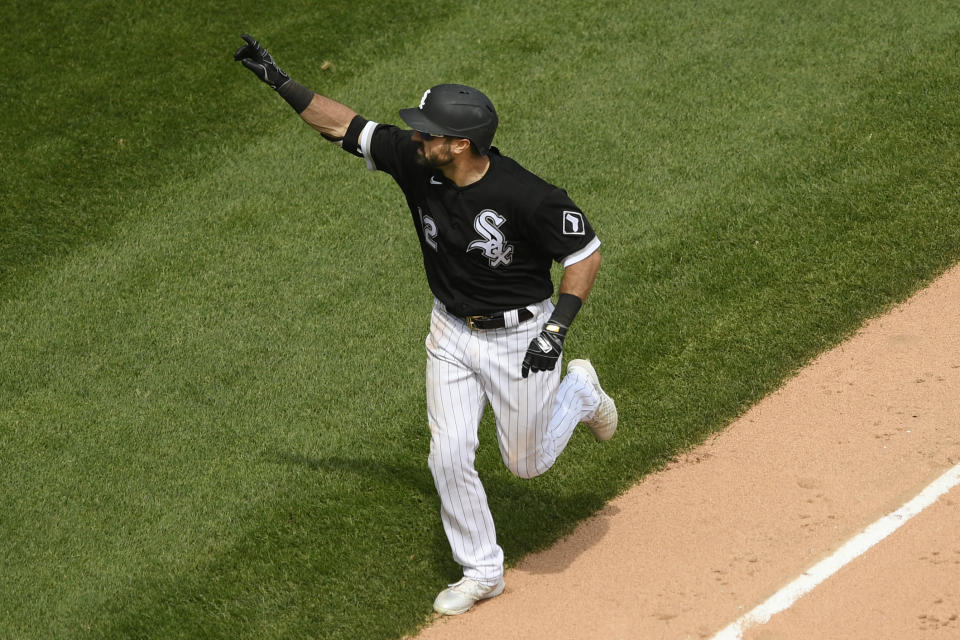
[712,460,960,640]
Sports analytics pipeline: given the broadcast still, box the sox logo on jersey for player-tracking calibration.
[467,209,513,267]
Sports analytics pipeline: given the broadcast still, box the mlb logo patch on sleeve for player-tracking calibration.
[562,210,585,235]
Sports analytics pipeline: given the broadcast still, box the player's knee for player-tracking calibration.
[504,455,550,480]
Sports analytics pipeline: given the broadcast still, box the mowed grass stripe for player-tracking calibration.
[2,1,959,639]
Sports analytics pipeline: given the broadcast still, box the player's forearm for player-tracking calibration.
[298,92,358,140]
[558,250,601,303]
[522,249,600,377]
[275,78,356,139]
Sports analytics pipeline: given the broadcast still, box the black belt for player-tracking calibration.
[463,308,535,330]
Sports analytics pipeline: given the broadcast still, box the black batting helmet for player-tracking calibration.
[399,84,499,155]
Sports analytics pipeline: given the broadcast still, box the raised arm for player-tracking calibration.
[233,34,356,140]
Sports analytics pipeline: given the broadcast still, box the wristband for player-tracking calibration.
[340,115,370,159]
[276,79,314,114]
[548,293,582,329]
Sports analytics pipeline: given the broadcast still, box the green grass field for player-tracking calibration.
[3,1,959,638]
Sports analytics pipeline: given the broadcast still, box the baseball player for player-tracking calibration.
[235,35,618,616]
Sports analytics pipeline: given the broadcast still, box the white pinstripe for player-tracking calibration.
[425,299,600,584]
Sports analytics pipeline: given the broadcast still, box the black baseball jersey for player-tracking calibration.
[340,115,601,316]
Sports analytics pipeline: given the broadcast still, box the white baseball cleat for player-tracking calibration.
[567,359,618,441]
[433,577,506,615]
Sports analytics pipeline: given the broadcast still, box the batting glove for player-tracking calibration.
[234,34,290,89]
[521,322,567,378]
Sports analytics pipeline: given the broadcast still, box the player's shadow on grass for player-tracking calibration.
[269,449,461,576]
[271,450,438,497]
[482,467,615,574]
[271,449,613,575]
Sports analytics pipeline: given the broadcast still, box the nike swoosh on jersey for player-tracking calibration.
[429,176,442,185]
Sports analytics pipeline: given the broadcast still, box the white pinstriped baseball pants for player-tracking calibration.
[425,298,600,585]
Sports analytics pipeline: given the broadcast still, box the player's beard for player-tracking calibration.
[416,139,454,169]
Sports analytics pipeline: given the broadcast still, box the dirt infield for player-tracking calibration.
[412,262,960,640]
